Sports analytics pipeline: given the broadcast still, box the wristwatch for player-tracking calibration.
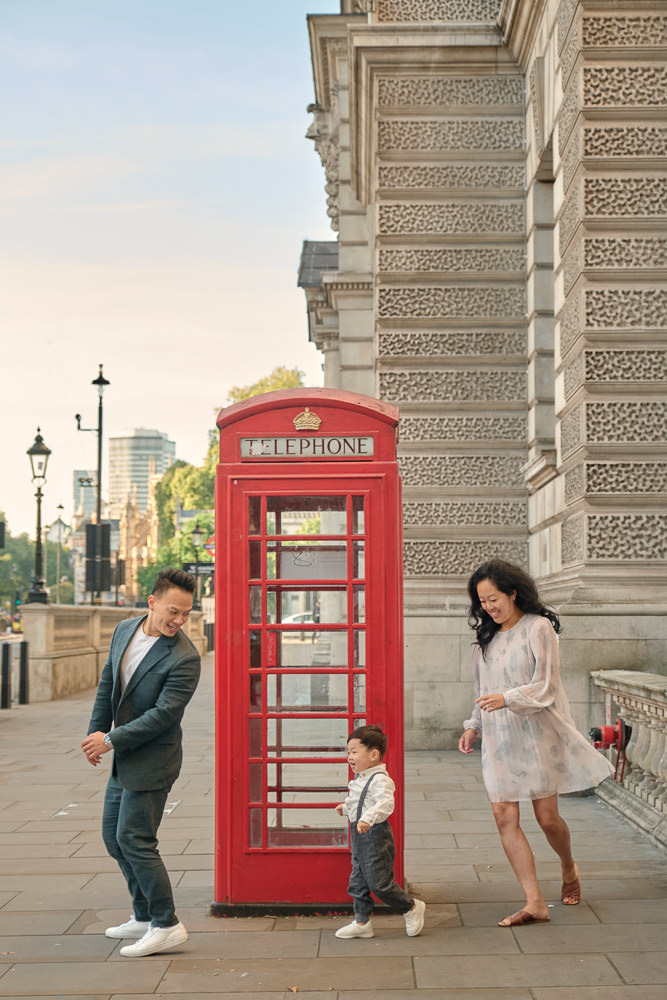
[103,733,112,746]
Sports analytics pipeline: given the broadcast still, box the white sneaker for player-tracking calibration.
[119,921,189,957]
[335,920,374,939]
[105,916,151,939]
[404,898,426,937]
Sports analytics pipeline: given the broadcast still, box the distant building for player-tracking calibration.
[73,470,97,520]
[108,429,175,517]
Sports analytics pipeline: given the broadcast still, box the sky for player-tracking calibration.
[1,0,340,537]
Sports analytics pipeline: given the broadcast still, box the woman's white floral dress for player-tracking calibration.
[464,614,614,802]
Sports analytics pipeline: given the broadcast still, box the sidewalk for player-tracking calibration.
[0,651,666,999]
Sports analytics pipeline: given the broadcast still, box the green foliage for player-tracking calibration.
[225,366,305,404]
[136,514,215,603]
[0,514,73,608]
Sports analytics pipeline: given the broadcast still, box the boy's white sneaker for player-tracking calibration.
[404,898,426,936]
[335,919,374,939]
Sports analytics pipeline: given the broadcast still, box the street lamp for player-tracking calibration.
[191,522,204,611]
[76,363,110,604]
[56,502,64,604]
[26,428,51,604]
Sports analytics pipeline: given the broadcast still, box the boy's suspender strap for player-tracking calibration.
[356,772,380,823]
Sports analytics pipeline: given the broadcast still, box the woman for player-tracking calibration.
[458,559,613,927]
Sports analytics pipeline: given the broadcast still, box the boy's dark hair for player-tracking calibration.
[348,725,387,759]
[151,567,196,598]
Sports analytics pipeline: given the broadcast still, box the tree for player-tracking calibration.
[136,514,215,603]
[226,366,305,404]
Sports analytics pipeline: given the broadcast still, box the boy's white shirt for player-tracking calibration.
[342,763,396,827]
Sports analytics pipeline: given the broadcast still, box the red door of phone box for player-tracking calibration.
[211,389,404,913]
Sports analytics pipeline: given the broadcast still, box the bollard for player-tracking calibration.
[1,644,10,709]
[19,641,29,705]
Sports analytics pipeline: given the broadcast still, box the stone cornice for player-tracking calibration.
[499,0,550,70]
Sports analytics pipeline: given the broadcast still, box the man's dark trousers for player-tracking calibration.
[102,775,175,927]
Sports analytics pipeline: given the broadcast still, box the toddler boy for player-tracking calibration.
[334,725,425,938]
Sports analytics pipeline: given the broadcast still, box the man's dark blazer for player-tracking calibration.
[87,615,201,791]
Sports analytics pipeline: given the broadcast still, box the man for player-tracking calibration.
[81,568,201,958]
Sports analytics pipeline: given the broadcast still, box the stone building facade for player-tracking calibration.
[302,0,667,748]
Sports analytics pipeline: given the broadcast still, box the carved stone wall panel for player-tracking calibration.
[403,500,526,526]
[378,329,525,357]
[559,294,582,358]
[586,462,667,495]
[584,350,667,382]
[399,455,525,489]
[562,132,581,192]
[378,202,524,235]
[560,404,584,457]
[563,352,585,400]
[582,15,667,48]
[558,76,580,153]
[376,0,502,23]
[560,29,580,89]
[399,414,526,442]
[377,118,524,152]
[378,286,525,319]
[378,163,524,190]
[379,369,525,402]
[404,539,527,577]
[585,289,667,330]
[378,246,525,274]
[563,241,583,295]
[559,187,581,255]
[562,513,585,565]
[586,401,667,443]
[584,66,667,108]
[584,237,667,270]
[583,125,667,158]
[565,463,586,505]
[585,177,667,217]
[557,0,579,53]
[377,75,523,107]
[587,514,667,560]
[565,350,667,393]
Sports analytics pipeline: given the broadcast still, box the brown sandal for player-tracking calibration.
[498,909,550,927]
[561,874,581,905]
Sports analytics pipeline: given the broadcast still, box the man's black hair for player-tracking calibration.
[151,567,196,598]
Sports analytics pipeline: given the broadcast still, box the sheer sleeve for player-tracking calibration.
[463,644,483,732]
[505,616,559,715]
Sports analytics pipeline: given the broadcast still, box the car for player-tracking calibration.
[281,611,315,640]
[282,612,314,625]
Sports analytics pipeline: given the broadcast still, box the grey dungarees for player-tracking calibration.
[347,771,414,923]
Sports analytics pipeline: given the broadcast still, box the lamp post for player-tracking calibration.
[191,522,204,611]
[76,364,110,604]
[26,428,51,604]
[56,502,64,604]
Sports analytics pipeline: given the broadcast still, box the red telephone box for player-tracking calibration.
[212,388,404,912]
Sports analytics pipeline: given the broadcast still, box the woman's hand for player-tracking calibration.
[458,729,478,754]
[477,693,506,713]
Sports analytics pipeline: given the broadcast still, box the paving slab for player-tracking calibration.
[0,961,167,996]
[159,956,415,993]
[414,953,623,989]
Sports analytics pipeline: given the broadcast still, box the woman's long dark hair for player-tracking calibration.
[467,559,561,654]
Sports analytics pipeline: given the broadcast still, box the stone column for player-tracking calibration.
[554,3,667,596]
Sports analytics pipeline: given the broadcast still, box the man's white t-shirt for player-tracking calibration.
[120,624,160,691]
